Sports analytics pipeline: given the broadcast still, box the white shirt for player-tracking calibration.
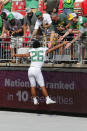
[29,47,48,68]
[2,8,10,15]
[2,10,24,19]
[11,12,24,20]
[34,13,52,30]
[75,0,84,2]
[80,27,87,34]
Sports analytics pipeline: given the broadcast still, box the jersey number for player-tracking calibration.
[32,51,43,62]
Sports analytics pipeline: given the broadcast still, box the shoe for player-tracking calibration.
[46,98,56,104]
[33,98,39,105]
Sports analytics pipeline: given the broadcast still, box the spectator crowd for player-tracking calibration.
[0,0,87,63]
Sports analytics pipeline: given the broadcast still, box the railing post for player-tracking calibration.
[77,39,83,64]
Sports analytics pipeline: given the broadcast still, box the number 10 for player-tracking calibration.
[16,91,29,102]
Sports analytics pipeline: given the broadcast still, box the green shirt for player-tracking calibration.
[26,0,38,8]
[51,13,69,33]
[63,0,75,9]
[70,16,82,30]
[3,0,12,11]
[0,16,3,35]
[70,21,79,30]
[57,13,69,27]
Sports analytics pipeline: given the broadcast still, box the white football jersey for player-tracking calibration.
[29,47,48,68]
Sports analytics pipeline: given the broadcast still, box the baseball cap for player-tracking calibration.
[35,11,42,17]
[8,13,14,21]
[80,17,87,25]
[68,13,77,21]
[26,7,32,13]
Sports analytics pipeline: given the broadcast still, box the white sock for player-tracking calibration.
[33,97,37,101]
[46,96,50,100]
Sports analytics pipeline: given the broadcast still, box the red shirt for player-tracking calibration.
[82,0,87,15]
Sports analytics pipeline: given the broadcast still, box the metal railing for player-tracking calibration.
[0,35,87,64]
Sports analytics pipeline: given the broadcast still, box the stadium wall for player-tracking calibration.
[0,67,87,114]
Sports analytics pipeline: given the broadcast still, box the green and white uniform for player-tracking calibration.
[28,47,48,87]
[79,17,87,33]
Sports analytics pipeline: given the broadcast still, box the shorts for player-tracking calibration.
[63,9,73,15]
[28,67,45,87]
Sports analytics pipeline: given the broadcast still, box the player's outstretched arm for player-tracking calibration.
[12,53,30,58]
[46,41,68,54]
